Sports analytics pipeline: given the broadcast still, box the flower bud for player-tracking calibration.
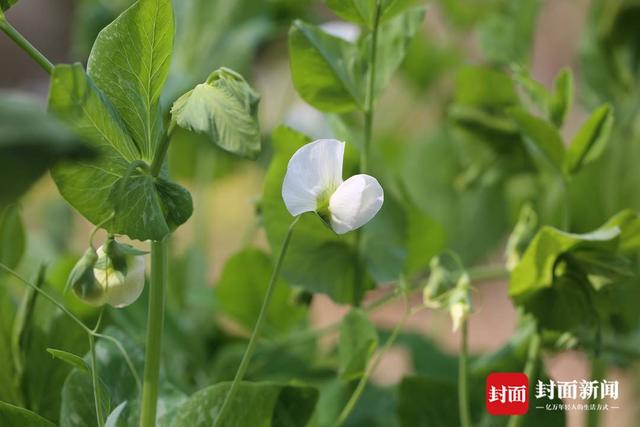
[423,255,463,308]
[67,247,103,305]
[93,241,146,308]
[448,278,471,332]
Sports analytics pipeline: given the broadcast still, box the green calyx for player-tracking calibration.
[67,247,103,304]
[100,236,148,276]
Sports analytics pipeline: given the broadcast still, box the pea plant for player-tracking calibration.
[1,0,639,426]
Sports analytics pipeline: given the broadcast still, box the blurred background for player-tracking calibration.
[1,0,638,426]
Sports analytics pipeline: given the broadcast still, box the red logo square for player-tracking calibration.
[486,372,529,415]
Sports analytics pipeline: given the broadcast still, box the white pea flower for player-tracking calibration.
[93,244,146,308]
[282,139,384,234]
[320,21,361,43]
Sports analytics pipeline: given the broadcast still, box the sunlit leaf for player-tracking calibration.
[171,68,261,159]
[48,64,192,241]
[288,20,364,112]
[87,0,174,161]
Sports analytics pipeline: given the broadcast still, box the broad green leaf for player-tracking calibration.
[365,6,426,97]
[600,210,640,253]
[0,204,25,269]
[289,20,364,112]
[61,327,187,427]
[169,382,319,427]
[46,348,89,373]
[548,68,573,128]
[171,68,261,159]
[508,108,565,172]
[87,0,174,161]
[512,68,550,114]
[325,0,419,29]
[215,248,306,336]
[397,376,464,427]
[339,309,378,380]
[0,401,56,427]
[478,0,541,65]
[510,225,620,300]
[262,126,374,304]
[455,66,518,109]
[49,64,193,241]
[563,104,613,175]
[0,93,93,209]
[0,0,18,12]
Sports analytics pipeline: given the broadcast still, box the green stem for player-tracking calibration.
[139,239,168,427]
[354,0,383,307]
[214,216,301,427]
[336,298,411,427]
[0,17,53,74]
[466,265,510,283]
[587,358,605,427]
[89,334,105,427]
[507,332,541,427]
[458,319,472,427]
[150,121,175,176]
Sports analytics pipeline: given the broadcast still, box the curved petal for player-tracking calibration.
[329,174,384,234]
[282,139,345,216]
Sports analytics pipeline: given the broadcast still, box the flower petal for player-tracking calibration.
[282,139,345,216]
[329,174,384,234]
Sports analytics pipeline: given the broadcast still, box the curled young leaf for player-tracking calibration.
[171,68,261,159]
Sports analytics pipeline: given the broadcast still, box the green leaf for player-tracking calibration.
[262,126,373,304]
[0,204,25,269]
[288,20,364,112]
[478,0,541,65]
[87,0,174,161]
[46,348,90,373]
[171,68,261,159]
[510,225,620,300]
[455,66,519,109]
[0,401,56,427]
[366,6,426,98]
[325,0,419,29]
[48,64,193,241]
[563,104,614,175]
[548,68,573,128]
[339,309,378,380]
[169,382,319,427]
[508,108,565,172]
[0,93,93,209]
[20,285,88,423]
[0,0,18,12]
[215,248,306,336]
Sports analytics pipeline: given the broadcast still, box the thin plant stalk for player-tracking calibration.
[89,334,105,427]
[214,216,301,427]
[354,0,383,306]
[139,238,169,427]
[335,296,411,427]
[507,331,541,427]
[0,16,53,74]
[458,319,472,427]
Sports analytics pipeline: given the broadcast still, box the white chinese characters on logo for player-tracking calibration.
[489,385,527,404]
[534,379,619,412]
